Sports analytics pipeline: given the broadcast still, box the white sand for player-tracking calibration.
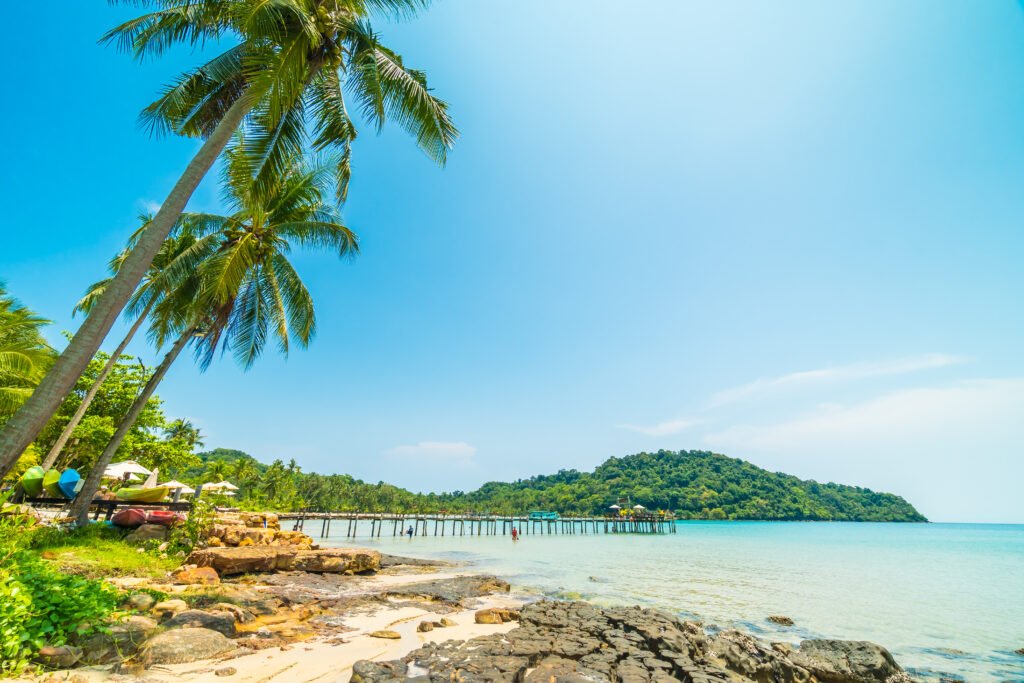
[54,573,525,683]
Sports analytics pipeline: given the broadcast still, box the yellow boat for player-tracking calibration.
[115,486,168,503]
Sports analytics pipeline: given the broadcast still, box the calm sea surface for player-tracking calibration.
[322,521,1023,682]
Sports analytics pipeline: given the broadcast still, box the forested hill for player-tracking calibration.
[450,450,926,522]
[189,448,926,522]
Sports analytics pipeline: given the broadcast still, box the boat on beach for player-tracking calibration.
[110,508,147,529]
[42,469,63,498]
[115,486,169,503]
[20,466,45,497]
[57,469,82,499]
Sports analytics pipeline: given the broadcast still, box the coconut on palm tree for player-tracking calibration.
[70,150,357,524]
[0,0,456,477]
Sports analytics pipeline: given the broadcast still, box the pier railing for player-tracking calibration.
[277,511,678,539]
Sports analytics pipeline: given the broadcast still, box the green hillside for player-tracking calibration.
[187,448,926,522]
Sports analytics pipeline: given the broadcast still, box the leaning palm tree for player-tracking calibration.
[40,222,201,470]
[70,151,358,524]
[0,0,456,476]
[0,286,54,420]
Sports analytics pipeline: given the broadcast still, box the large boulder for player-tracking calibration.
[164,609,237,637]
[187,546,299,575]
[172,565,221,585]
[793,640,905,683]
[138,627,236,666]
[289,548,380,574]
[187,546,380,576]
[80,615,159,665]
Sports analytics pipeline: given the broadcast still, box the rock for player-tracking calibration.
[164,609,238,637]
[34,645,83,669]
[152,598,189,615]
[173,565,221,585]
[417,621,434,632]
[125,524,168,544]
[186,546,380,576]
[793,639,904,683]
[216,667,238,677]
[289,548,381,574]
[80,615,159,665]
[709,629,809,683]
[475,608,519,624]
[1016,647,1024,656]
[439,617,457,627]
[127,592,156,611]
[238,537,255,547]
[385,575,510,606]
[212,602,256,624]
[139,627,237,666]
[769,615,795,626]
[368,630,402,639]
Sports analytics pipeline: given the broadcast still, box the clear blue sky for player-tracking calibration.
[2,1,1022,523]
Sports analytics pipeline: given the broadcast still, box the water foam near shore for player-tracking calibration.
[321,521,1024,682]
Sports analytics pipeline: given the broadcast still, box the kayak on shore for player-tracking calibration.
[115,486,169,503]
[20,466,45,497]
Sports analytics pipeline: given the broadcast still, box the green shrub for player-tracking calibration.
[0,514,119,675]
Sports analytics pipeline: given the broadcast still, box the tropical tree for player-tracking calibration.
[40,223,200,469]
[164,418,204,451]
[0,0,456,477]
[70,151,358,523]
[0,286,53,421]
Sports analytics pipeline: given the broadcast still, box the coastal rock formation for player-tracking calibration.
[124,524,168,544]
[350,601,910,683]
[475,608,520,624]
[792,640,905,683]
[186,546,380,576]
[79,615,158,665]
[384,575,511,608]
[768,615,795,626]
[173,565,221,585]
[34,645,82,669]
[138,627,237,666]
[164,609,238,637]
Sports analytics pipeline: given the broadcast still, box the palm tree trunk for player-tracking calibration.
[0,94,254,480]
[70,326,196,526]
[40,300,156,470]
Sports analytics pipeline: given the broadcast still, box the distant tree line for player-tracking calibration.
[183,448,927,522]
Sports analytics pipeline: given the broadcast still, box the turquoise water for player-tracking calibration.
[322,522,1024,682]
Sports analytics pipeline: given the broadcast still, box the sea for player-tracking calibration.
[321,521,1024,682]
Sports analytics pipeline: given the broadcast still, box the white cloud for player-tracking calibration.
[384,441,477,460]
[616,417,701,437]
[709,353,966,406]
[703,378,1024,522]
[138,199,162,214]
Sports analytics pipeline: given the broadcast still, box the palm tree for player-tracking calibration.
[0,0,456,477]
[40,222,200,469]
[70,151,357,523]
[205,460,231,484]
[164,418,204,450]
[0,286,54,421]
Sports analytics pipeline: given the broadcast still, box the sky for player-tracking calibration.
[2,1,1023,523]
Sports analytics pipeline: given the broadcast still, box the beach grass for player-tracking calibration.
[31,525,179,579]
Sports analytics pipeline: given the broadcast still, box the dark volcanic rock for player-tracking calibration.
[383,575,510,607]
[378,553,450,568]
[793,640,905,683]
[164,609,238,637]
[350,601,911,683]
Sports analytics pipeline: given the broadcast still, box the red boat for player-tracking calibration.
[111,508,147,529]
[146,510,182,527]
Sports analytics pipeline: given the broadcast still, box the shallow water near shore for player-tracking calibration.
[320,521,1024,682]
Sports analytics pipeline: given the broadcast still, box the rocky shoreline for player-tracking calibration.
[20,512,925,683]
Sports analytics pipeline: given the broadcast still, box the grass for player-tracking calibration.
[31,525,180,580]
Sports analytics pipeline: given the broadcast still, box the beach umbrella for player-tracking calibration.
[160,480,196,495]
[103,460,152,479]
[633,504,646,510]
[609,505,621,510]
[216,480,239,491]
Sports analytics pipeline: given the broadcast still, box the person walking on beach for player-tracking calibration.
[406,525,414,540]
[511,527,519,542]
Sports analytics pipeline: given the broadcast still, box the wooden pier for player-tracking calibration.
[277,512,677,539]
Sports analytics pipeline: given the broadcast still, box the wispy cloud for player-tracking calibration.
[709,353,966,406]
[384,441,477,461]
[616,417,701,437]
[138,199,162,214]
[704,378,1024,453]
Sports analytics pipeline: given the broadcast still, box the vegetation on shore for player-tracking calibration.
[186,448,926,522]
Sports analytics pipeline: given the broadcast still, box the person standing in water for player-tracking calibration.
[511,527,519,542]
[406,525,414,539]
